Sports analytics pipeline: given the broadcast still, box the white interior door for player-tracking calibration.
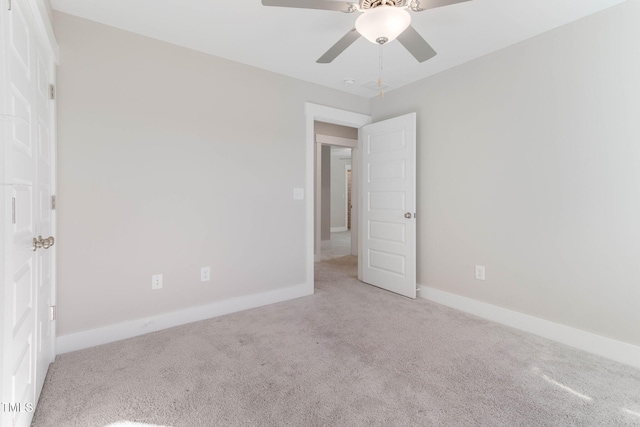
[358,113,416,298]
[33,13,56,397]
[1,1,56,425]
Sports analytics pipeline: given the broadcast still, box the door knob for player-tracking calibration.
[32,235,55,251]
[42,236,54,249]
[404,212,412,219]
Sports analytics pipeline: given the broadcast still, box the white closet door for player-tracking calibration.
[1,0,56,425]
[33,14,56,397]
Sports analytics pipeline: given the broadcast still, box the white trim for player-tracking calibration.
[57,283,311,354]
[419,285,640,369]
[305,103,371,128]
[28,0,59,64]
[316,134,358,148]
[345,164,351,233]
[350,150,358,256]
[314,142,322,261]
[331,227,347,232]
[305,103,371,279]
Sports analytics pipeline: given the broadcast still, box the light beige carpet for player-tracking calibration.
[33,256,640,426]
[319,231,351,261]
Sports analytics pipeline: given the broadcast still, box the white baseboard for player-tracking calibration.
[418,285,640,370]
[57,283,313,354]
[331,227,348,232]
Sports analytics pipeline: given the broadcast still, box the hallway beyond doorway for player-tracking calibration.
[319,231,351,261]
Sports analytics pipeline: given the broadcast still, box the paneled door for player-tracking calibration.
[359,113,416,298]
[33,3,56,398]
[1,0,57,426]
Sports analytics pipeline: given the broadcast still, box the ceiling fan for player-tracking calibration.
[261,0,471,64]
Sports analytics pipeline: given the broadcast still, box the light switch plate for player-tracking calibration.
[293,188,304,200]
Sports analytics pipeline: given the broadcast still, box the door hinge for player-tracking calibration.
[8,0,11,11]
[49,84,55,100]
[12,197,16,224]
[51,195,56,210]
[50,306,57,321]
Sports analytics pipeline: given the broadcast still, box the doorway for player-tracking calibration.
[304,103,371,292]
[314,125,357,262]
[319,146,353,261]
[305,105,417,299]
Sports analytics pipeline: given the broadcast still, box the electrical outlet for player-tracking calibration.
[201,267,211,282]
[475,265,485,281]
[151,274,163,290]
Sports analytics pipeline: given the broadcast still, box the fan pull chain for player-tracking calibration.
[378,43,384,99]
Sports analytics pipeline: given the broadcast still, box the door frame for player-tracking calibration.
[345,164,352,233]
[315,135,356,256]
[304,103,371,293]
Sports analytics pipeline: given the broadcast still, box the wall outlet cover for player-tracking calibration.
[201,267,211,282]
[152,274,163,289]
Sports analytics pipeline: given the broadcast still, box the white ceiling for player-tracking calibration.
[50,0,627,99]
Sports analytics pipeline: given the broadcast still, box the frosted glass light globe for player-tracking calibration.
[355,5,411,44]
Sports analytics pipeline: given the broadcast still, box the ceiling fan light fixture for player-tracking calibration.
[355,5,411,44]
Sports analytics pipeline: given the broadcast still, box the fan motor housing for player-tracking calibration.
[360,0,406,10]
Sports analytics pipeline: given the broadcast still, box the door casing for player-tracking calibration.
[315,134,357,259]
[304,103,371,292]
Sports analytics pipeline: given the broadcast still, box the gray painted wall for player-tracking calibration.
[321,145,331,241]
[314,121,358,140]
[52,1,640,350]
[53,12,369,335]
[371,0,640,346]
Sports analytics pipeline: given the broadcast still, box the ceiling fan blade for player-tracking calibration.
[317,29,360,63]
[262,0,354,12]
[397,25,437,63]
[413,0,472,11]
